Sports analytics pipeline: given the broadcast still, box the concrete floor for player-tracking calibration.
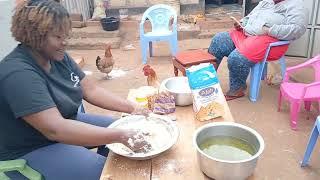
[68,38,320,180]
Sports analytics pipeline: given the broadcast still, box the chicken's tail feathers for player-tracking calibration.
[96,56,101,67]
[96,56,101,66]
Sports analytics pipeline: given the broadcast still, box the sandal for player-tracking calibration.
[224,88,246,101]
[224,92,245,101]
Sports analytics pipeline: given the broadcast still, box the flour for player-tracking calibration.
[156,159,186,175]
[108,116,175,158]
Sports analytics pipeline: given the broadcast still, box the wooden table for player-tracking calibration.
[100,90,234,180]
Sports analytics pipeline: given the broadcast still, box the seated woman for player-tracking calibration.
[208,0,308,100]
[0,1,150,179]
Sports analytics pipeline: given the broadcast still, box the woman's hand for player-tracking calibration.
[130,103,151,116]
[120,130,152,153]
[234,22,243,31]
[231,16,243,31]
[262,26,270,34]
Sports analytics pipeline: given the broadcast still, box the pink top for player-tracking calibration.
[229,29,289,63]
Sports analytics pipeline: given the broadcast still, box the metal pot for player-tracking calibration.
[160,77,193,106]
[193,122,265,180]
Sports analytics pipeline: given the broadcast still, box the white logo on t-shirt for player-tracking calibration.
[70,72,80,87]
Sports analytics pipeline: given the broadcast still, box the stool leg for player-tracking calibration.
[182,69,186,76]
[174,66,178,76]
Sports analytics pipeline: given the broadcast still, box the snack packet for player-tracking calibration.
[149,92,175,115]
[186,63,225,121]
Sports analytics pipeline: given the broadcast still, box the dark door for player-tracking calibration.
[244,0,261,15]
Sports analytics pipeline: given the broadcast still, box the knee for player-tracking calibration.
[228,50,253,69]
[211,32,229,44]
[209,32,231,54]
[227,50,243,68]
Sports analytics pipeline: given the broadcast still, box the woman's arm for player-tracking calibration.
[268,5,308,40]
[22,107,128,146]
[80,76,135,114]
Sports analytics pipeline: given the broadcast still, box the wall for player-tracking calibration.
[107,0,203,15]
[286,0,320,58]
[0,0,17,60]
[61,0,92,20]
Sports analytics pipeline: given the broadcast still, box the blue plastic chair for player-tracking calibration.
[249,40,290,102]
[140,4,178,64]
[301,116,320,167]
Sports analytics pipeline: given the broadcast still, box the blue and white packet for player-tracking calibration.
[186,63,225,121]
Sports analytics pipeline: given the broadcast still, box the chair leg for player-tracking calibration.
[290,102,301,130]
[0,172,10,180]
[305,101,312,112]
[279,56,286,78]
[261,62,268,80]
[278,90,283,112]
[249,63,262,102]
[19,165,43,180]
[169,37,178,56]
[149,42,153,57]
[140,39,149,64]
[301,120,319,167]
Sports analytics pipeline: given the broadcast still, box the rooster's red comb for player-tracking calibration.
[142,64,151,71]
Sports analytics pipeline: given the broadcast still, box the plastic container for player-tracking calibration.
[100,17,120,31]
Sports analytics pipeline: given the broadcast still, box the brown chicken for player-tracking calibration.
[142,65,160,87]
[96,44,114,78]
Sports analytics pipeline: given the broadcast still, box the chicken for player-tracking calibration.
[142,65,160,88]
[181,13,205,24]
[96,44,114,78]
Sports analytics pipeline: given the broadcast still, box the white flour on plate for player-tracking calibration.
[110,116,173,156]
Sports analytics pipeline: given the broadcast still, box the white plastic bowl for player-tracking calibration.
[160,77,193,106]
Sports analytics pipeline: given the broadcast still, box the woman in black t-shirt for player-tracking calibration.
[0,1,150,179]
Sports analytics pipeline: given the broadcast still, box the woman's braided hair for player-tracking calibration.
[11,0,71,50]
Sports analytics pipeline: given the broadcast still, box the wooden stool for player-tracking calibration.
[172,49,217,76]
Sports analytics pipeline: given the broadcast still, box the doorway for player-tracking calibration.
[205,0,242,17]
[205,0,240,6]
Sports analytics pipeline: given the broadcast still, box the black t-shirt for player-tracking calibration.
[0,44,85,160]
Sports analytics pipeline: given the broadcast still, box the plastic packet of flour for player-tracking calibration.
[186,63,225,121]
